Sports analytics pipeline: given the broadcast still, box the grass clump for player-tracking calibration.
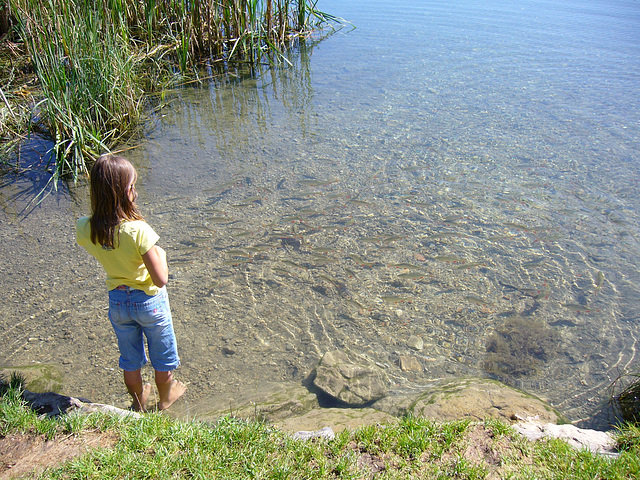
[2,381,640,479]
[610,369,640,425]
[0,373,85,439]
[11,0,143,182]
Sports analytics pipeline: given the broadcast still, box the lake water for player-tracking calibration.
[1,0,639,428]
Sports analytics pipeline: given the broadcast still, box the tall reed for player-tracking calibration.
[10,0,143,182]
[7,0,339,184]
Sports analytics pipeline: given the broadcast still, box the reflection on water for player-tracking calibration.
[1,0,639,428]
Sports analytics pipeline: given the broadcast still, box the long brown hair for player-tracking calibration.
[89,154,143,248]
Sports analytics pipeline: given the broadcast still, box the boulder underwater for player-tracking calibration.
[379,377,563,424]
[311,350,389,407]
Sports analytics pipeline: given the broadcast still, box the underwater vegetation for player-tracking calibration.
[483,316,560,378]
[610,370,640,424]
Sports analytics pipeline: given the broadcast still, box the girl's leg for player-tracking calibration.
[134,288,180,372]
[123,369,151,412]
[110,289,148,410]
[129,288,185,409]
[155,370,187,410]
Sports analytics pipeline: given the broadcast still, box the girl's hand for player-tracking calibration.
[142,245,169,287]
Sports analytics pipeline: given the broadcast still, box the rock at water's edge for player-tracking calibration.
[20,389,140,419]
[400,378,563,424]
[514,419,618,457]
[276,405,396,433]
[168,382,396,433]
[293,426,336,441]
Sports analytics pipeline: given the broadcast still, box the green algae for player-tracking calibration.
[483,317,560,378]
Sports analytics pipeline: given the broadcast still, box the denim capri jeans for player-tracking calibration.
[108,286,180,372]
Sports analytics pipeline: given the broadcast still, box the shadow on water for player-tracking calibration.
[0,135,80,218]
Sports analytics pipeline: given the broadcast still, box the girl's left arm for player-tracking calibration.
[142,245,169,287]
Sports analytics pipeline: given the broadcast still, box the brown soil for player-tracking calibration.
[0,431,117,479]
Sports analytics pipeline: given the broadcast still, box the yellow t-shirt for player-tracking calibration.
[76,217,161,296]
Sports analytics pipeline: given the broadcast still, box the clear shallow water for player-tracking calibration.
[1,0,639,428]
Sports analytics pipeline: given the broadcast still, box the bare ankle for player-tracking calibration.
[130,383,152,412]
[155,374,187,410]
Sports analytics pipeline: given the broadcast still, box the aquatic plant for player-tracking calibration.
[483,316,560,378]
[10,0,143,183]
[5,0,341,184]
[610,369,640,424]
[0,371,26,397]
[0,25,35,168]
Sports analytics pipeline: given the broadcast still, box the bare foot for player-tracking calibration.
[157,380,187,410]
[131,383,152,412]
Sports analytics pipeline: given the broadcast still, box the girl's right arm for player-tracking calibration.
[142,245,169,287]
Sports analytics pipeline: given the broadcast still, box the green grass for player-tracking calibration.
[3,380,639,479]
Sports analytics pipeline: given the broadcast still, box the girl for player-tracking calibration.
[77,154,186,411]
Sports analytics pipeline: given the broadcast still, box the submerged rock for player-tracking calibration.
[407,335,424,351]
[398,356,422,372]
[312,350,389,406]
[169,382,396,433]
[404,378,563,424]
[1,364,64,394]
